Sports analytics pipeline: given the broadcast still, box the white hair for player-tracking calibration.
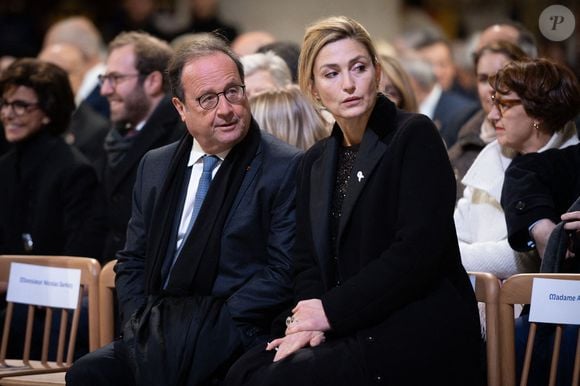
[241,51,292,88]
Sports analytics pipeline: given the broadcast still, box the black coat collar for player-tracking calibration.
[309,95,397,285]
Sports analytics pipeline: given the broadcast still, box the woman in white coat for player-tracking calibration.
[454,58,580,279]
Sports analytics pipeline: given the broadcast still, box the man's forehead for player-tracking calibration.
[183,53,242,88]
[107,45,136,69]
[185,52,237,71]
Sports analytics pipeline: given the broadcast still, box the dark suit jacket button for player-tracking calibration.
[373,375,383,383]
[335,280,341,287]
[366,336,375,342]
[112,195,119,204]
[515,201,526,211]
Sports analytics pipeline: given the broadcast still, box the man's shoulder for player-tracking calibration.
[259,131,303,161]
[510,142,580,171]
[143,96,185,135]
[143,140,181,163]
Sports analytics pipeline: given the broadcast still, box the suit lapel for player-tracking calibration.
[228,125,262,220]
[309,136,337,287]
[107,99,178,194]
[336,95,394,245]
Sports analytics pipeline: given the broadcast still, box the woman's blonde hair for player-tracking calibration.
[298,16,379,104]
[250,85,330,150]
[379,54,418,112]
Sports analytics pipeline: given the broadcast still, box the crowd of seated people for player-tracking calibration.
[0,4,579,385]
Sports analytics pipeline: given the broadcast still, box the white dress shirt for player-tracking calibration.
[174,140,230,253]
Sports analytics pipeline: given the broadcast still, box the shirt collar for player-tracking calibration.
[187,139,230,166]
[419,83,442,120]
[76,63,107,105]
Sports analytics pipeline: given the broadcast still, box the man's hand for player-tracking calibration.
[266,331,326,362]
[562,211,580,231]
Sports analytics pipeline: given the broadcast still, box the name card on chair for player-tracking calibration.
[529,278,580,325]
[6,262,81,309]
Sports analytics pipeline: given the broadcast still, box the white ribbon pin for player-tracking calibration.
[356,171,365,182]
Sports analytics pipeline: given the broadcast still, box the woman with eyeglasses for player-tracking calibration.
[448,41,528,200]
[454,58,580,280]
[0,58,105,259]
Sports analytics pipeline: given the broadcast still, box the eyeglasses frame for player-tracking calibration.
[196,85,246,110]
[0,99,40,117]
[490,94,523,117]
[97,72,145,89]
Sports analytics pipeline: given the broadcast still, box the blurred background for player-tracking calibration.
[0,0,578,75]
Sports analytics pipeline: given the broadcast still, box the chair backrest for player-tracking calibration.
[98,260,117,347]
[0,255,100,368]
[469,271,501,386]
[499,273,580,386]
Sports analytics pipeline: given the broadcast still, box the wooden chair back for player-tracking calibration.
[499,273,580,386]
[0,255,100,377]
[98,260,117,347]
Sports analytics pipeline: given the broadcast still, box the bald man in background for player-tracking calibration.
[43,16,110,119]
[38,43,109,175]
[231,31,276,56]
[476,22,538,58]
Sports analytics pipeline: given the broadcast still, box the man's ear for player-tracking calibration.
[171,97,187,122]
[143,70,164,96]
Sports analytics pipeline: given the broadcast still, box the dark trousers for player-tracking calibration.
[224,336,367,386]
[66,341,135,386]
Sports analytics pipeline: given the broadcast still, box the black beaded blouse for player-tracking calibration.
[329,143,359,285]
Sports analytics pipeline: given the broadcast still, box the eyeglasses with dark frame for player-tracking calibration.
[97,72,143,88]
[196,85,246,110]
[490,94,522,117]
[0,99,40,116]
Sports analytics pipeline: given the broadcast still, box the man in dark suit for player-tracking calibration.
[98,31,184,262]
[66,34,302,386]
[404,56,478,148]
[42,16,110,119]
[38,43,110,176]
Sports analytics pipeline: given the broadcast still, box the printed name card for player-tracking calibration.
[6,263,81,309]
[529,278,580,325]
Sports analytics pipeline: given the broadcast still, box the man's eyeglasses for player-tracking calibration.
[97,73,143,88]
[197,85,246,110]
[491,94,522,117]
[0,99,40,116]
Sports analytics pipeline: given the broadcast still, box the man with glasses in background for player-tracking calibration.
[98,31,184,263]
[67,34,302,385]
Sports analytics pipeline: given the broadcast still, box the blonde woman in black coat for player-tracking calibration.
[225,16,482,386]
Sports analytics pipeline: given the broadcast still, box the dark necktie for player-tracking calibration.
[189,155,219,229]
[162,155,219,286]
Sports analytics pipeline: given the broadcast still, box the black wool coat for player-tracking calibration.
[0,133,105,258]
[101,96,185,261]
[293,95,482,386]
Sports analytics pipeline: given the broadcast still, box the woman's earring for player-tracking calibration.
[42,117,50,125]
[532,121,540,130]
